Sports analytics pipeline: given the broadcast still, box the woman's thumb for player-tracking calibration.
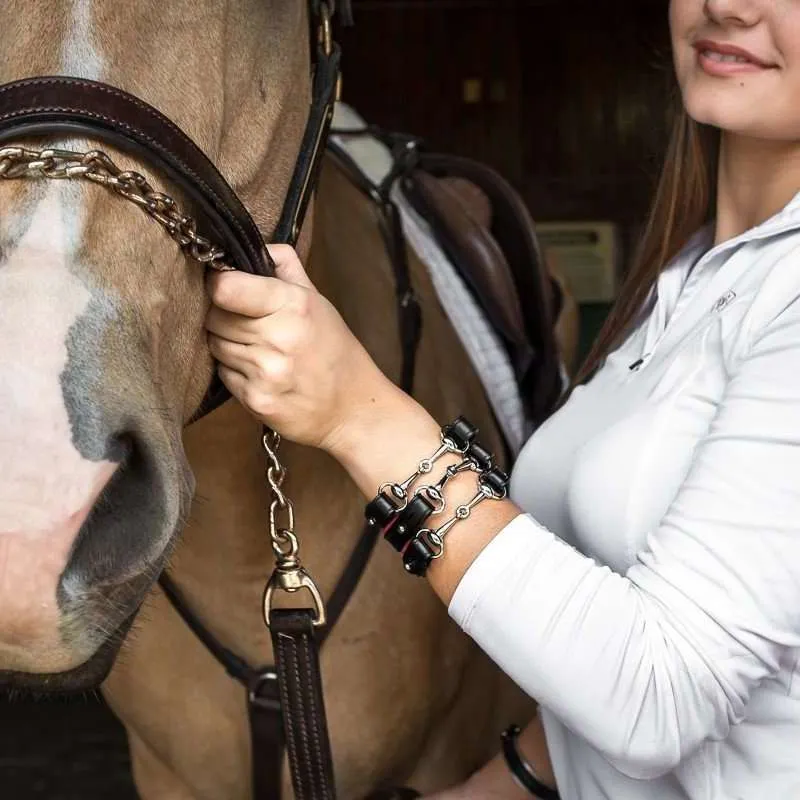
[267,243,314,288]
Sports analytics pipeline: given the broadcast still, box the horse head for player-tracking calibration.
[0,0,321,690]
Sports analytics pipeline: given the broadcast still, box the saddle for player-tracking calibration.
[399,152,564,427]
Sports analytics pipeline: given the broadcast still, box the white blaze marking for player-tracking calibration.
[0,189,116,535]
[0,0,119,668]
[0,0,112,534]
[61,0,103,81]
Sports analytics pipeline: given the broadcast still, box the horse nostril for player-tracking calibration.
[107,432,135,464]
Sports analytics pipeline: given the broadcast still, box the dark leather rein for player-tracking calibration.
[0,3,400,799]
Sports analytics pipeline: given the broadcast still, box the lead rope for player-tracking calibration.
[261,424,337,795]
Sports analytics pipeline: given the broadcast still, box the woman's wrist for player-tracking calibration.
[464,716,557,799]
[323,384,520,603]
[323,373,447,500]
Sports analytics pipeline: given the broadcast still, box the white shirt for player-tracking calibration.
[449,194,800,799]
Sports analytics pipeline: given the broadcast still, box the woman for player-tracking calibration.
[205,1,800,797]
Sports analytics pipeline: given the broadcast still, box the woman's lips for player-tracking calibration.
[694,39,775,76]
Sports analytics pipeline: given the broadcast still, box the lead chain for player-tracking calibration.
[0,146,234,270]
[262,428,298,559]
[261,425,327,628]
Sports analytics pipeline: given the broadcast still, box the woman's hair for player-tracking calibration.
[569,99,721,389]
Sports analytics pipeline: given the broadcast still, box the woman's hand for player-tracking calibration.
[205,244,392,450]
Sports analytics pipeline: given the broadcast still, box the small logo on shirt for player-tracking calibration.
[712,290,736,313]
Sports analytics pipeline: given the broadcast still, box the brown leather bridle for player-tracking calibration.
[0,3,371,799]
[0,1,347,422]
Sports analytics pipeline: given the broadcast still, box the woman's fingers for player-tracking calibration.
[207,303,310,351]
[207,271,290,318]
[207,334,253,373]
[267,243,314,288]
[210,335,293,410]
[207,244,312,316]
[215,362,248,401]
[206,244,314,325]
[207,333,287,379]
[206,270,313,346]
[205,304,263,344]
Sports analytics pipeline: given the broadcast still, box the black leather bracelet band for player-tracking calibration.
[501,725,561,800]
[386,492,436,552]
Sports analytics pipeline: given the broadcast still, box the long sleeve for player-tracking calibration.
[449,300,800,780]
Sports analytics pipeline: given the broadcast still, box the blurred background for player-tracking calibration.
[1,0,672,796]
[336,0,674,360]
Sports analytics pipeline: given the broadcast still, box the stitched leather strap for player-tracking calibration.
[248,670,286,800]
[270,609,337,800]
[0,77,273,277]
[0,75,276,421]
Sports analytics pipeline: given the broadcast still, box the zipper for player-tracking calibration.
[629,353,651,372]
[624,214,800,376]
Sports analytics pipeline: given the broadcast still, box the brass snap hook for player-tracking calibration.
[263,562,327,628]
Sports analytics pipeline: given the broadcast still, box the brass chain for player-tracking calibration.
[0,142,325,627]
[262,427,325,626]
[0,146,234,271]
[263,428,298,559]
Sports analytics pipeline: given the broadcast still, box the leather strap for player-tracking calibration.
[274,38,340,245]
[159,519,384,800]
[0,77,273,277]
[270,609,337,800]
[159,572,261,685]
[325,141,423,394]
[248,669,286,800]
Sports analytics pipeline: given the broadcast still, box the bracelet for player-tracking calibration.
[364,416,479,535]
[385,441,495,552]
[501,725,561,800]
[402,466,509,577]
[364,416,508,579]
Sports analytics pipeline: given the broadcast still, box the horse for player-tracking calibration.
[0,1,575,797]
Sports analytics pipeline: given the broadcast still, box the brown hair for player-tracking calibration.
[569,101,721,390]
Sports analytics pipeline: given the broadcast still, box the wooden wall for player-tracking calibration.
[339,0,674,274]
